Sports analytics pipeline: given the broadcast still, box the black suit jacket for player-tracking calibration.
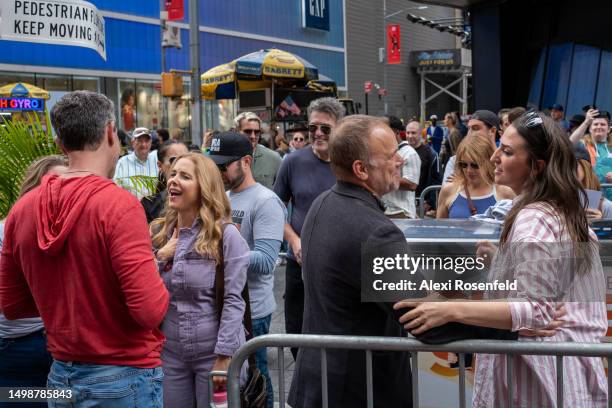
[288,181,515,408]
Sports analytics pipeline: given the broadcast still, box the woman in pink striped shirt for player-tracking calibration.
[395,111,607,407]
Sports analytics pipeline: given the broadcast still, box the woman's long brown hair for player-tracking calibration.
[500,113,593,258]
[577,159,601,191]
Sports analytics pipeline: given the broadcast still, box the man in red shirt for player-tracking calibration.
[0,91,169,406]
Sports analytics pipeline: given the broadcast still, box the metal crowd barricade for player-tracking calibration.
[226,334,612,408]
[418,185,442,218]
[417,184,612,219]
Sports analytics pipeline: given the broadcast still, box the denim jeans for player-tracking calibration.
[47,360,163,407]
[251,314,273,408]
[0,330,52,408]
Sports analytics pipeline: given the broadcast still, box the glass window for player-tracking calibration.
[37,75,71,121]
[37,75,71,92]
[73,77,100,92]
[0,72,35,87]
[204,99,237,132]
[118,79,137,132]
[136,80,162,131]
[167,80,191,142]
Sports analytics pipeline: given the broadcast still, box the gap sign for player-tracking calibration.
[302,0,329,31]
[0,98,45,111]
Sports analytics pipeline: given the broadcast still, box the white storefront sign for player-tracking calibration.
[0,0,106,60]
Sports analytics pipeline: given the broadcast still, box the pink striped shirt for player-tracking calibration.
[472,203,608,407]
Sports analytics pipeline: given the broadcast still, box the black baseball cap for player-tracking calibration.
[549,103,564,112]
[471,110,500,130]
[569,114,585,125]
[208,131,253,165]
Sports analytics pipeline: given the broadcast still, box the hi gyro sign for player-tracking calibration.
[0,0,106,60]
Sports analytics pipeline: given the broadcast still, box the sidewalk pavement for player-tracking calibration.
[268,264,294,405]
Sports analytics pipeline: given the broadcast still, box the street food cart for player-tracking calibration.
[200,48,336,130]
[0,82,49,125]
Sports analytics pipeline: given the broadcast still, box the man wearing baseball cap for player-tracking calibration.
[549,104,570,132]
[210,132,286,408]
[443,109,500,184]
[113,127,158,198]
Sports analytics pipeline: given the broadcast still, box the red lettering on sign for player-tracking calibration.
[0,99,7,108]
[10,100,17,108]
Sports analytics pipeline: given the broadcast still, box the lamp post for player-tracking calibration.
[189,0,202,146]
[382,3,427,114]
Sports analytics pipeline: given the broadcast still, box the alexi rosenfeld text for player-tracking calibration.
[370,254,518,292]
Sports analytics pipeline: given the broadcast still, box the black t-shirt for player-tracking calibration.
[414,143,439,196]
[273,147,336,260]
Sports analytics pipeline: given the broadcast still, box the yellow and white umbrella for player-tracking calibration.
[200,49,320,99]
[0,82,50,99]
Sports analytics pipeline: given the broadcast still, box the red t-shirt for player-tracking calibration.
[0,174,169,368]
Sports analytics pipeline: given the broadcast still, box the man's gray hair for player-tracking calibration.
[307,97,345,122]
[233,111,261,130]
[50,91,115,152]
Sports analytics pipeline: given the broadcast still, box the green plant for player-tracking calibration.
[115,174,160,200]
[0,112,59,218]
[0,112,161,218]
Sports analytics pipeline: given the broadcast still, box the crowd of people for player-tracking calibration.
[0,89,609,407]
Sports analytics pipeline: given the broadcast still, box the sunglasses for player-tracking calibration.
[293,137,305,142]
[458,161,480,170]
[308,124,332,135]
[217,158,240,172]
[524,109,543,129]
[243,129,262,136]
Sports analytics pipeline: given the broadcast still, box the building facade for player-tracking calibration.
[423,0,612,118]
[344,0,461,121]
[0,0,346,142]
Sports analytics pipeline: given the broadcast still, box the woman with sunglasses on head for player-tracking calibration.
[141,140,189,223]
[151,153,249,407]
[396,111,608,407]
[436,134,514,219]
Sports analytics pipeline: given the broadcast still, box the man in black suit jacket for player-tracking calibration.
[288,115,514,408]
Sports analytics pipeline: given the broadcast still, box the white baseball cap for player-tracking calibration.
[131,127,151,139]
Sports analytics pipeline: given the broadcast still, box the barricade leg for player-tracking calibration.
[459,353,466,408]
[366,350,373,408]
[278,347,285,407]
[412,351,419,408]
[321,349,328,408]
[556,355,564,408]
